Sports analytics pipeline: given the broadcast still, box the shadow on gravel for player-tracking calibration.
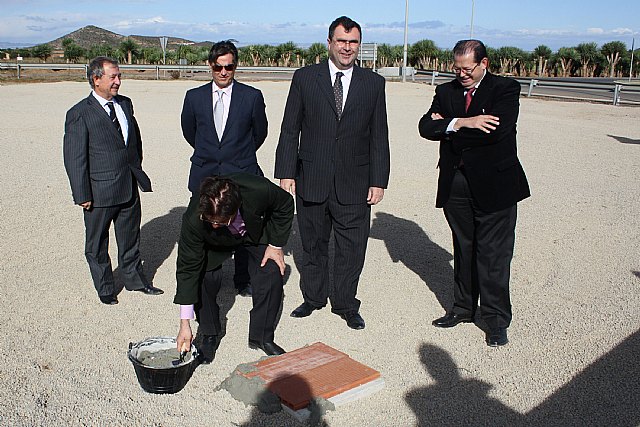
[369,212,454,311]
[608,134,640,145]
[407,329,640,426]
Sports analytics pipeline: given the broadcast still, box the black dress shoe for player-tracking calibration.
[99,294,118,305]
[486,328,509,347]
[340,312,365,330]
[290,302,321,318]
[248,340,286,356]
[236,284,252,297]
[198,335,219,364]
[432,312,473,328]
[135,285,164,295]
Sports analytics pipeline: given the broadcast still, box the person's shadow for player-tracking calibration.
[369,211,454,311]
[405,343,525,426]
[240,373,329,426]
[608,134,640,145]
[407,329,640,426]
[114,206,185,293]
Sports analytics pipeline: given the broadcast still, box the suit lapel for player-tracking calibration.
[467,73,494,115]
[87,94,125,144]
[223,80,244,143]
[342,65,363,117]
[316,62,339,117]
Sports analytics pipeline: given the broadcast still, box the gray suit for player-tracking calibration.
[63,92,152,296]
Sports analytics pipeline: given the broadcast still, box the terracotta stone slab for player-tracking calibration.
[239,342,381,410]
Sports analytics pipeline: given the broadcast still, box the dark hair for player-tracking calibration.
[198,177,242,221]
[208,40,238,65]
[87,56,119,88]
[328,16,362,41]
[453,39,487,63]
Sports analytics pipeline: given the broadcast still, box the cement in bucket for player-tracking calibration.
[128,336,199,394]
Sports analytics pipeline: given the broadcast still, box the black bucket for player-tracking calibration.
[128,336,199,394]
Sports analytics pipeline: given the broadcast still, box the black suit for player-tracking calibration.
[181,80,268,290]
[275,61,390,314]
[419,72,530,329]
[174,173,293,343]
[63,92,152,297]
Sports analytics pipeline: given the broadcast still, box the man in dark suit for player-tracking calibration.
[275,16,390,330]
[181,40,268,298]
[418,40,530,346]
[63,56,163,305]
[174,174,293,361]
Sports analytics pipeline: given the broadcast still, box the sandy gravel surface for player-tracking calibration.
[0,79,638,426]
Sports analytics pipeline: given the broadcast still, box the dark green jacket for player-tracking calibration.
[173,173,294,305]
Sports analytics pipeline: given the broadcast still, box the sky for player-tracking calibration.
[1,0,638,51]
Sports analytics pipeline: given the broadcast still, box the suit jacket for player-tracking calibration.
[181,80,268,192]
[275,61,390,204]
[173,173,294,305]
[418,72,530,212]
[63,93,152,207]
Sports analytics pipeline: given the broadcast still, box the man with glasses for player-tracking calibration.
[275,16,390,330]
[180,40,268,298]
[174,173,293,362]
[419,40,529,347]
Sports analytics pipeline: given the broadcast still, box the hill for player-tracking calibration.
[46,25,212,50]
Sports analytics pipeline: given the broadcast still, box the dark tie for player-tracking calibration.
[464,87,476,112]
[106,102,122,135]
[333,71,344,118]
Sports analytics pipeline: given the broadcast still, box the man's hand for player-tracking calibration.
[367,187,384,205]
[79,201,92,210]
[176,319,193,353]
[431,112,444,120]
[261,245,286,275]
[279,179,296,196]
[455,115,500,133]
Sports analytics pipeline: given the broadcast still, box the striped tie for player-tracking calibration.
[106,102,122,135]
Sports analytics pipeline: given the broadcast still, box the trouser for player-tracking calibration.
[83,190,147,296]
[443,169,517,329]
[195,244,283,342]
[295,189,371,315]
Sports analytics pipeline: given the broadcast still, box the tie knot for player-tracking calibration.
[106,101,114,111]
[336,71,343,78]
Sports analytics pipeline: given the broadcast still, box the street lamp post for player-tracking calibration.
[402,0,409,83]
[470,0,475,38]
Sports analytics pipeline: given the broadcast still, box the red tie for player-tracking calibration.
[465,87,476,112]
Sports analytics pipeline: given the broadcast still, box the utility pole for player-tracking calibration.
[470,0,475,38]
[402,0,409,83]
[630,38,635,82]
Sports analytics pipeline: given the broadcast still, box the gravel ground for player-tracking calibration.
[0,79,638,426]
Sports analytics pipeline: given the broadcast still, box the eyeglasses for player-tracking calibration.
[200,214,232,226]
[211,63,236,72]
[333,39,360,48]
[452,63,479,75]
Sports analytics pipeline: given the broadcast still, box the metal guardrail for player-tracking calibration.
[417,70,640,106]
[3,62,639,106]
[0,62,298,79]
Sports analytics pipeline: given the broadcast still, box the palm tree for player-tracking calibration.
[410,39,438,69]
[306,42,327,65]
[276,42,298,67]
[601,41,627,77]
[533,45,552,77]
[555,47,579,77]
[119,38,140,64]
[575,42,600,77]
[495,46,525,75]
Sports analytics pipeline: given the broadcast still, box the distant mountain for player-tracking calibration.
[45,25,212,50]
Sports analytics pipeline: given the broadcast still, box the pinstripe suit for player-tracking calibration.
[275,61,390,314]
[63,92,152,297]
